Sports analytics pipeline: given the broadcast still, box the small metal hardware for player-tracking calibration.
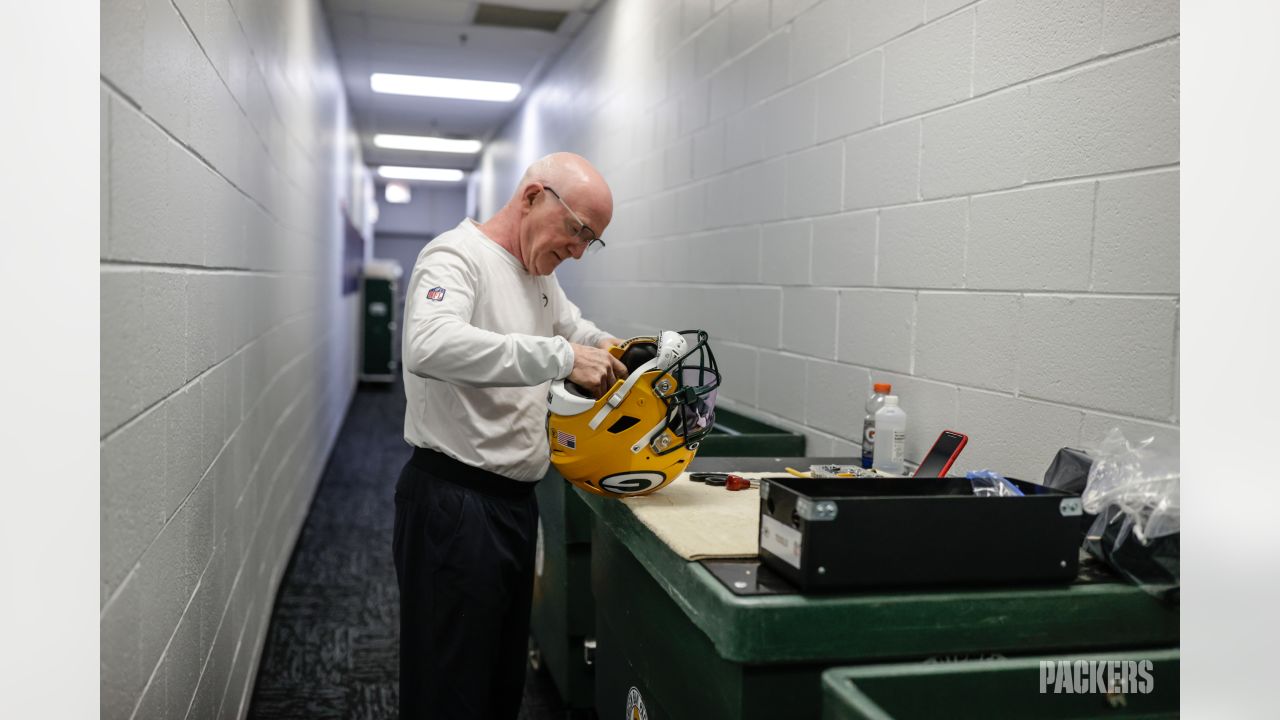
[795,498,838,521]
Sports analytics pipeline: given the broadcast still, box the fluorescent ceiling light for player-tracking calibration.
[384,180,412,204]
[377,166,465,182]
[374,134,482,154]
[371,73,521,102]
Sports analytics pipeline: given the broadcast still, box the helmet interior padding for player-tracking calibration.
[620,342,658,373]
[565,340,659,399]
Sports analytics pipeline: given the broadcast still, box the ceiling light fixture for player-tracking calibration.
[370,73,521,102]
[384,180,412,204]
[374,134,482,154]
[377,166,466,182]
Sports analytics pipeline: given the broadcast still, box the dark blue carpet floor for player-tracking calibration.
[246,378,568,719]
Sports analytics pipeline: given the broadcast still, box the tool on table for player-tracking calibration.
[689,472,758,490]
[689,472,729,486]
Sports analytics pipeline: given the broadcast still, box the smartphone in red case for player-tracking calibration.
[913,430,969,478]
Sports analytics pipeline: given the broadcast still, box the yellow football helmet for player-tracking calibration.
[547,330,721,497]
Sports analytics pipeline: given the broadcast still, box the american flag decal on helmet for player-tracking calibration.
[426,286,446,301]
[555,430,576,449]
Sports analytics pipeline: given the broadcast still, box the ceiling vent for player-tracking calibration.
[473,3,568,32]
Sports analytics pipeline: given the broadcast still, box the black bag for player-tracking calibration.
[1044,446,1179,601]
[1084,506,1180,602]
[1043,447,1096,536]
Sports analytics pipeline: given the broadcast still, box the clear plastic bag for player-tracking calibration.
[1082,429,1180,544]
[1081,428,1180,598]
[966,470,1024,497]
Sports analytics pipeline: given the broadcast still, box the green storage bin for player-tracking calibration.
[697,408,807,457]
[822,650,1179,719]
[360,270,398,382]
[529,414,805,713]
[530,470,596,718]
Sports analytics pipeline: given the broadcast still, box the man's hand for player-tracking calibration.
[569,343,628,398]
[597,337,624,350]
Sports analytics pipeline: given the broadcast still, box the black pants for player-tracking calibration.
[393,447,539,719]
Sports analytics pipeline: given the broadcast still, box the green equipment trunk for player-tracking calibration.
[582,457,1178,719]
[529,411,806,713]
[821,650,1179,719]
[361,276,396,381]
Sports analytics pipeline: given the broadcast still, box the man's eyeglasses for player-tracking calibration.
[543,186,605,255]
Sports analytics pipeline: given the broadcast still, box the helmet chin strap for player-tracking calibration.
[632,417,672,454]
[586,356,660,430]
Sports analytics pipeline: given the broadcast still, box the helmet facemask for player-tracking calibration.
[650,330,720,454]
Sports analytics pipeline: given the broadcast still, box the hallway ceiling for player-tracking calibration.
[324,0,600,174]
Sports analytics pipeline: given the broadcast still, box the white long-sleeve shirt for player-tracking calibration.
[401,219,612,481]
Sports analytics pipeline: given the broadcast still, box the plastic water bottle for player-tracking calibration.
[873,396,908,475]
[860,383,892,468]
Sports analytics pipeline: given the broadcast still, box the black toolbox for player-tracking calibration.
[758,475,1083,591]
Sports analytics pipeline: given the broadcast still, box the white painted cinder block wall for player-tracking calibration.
[474,0,1179,479]
[100,1,364,718]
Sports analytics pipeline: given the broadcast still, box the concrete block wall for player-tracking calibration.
[474,0,1179,480]
[100,1,364,718]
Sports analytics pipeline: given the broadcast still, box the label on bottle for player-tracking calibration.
[861,418,875,467]
[892,430,906,463]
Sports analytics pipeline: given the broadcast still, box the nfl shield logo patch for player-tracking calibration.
[426,286,446,302]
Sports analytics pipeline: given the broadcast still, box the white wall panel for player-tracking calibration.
[470,0,1179,479]
[100,0,364,716]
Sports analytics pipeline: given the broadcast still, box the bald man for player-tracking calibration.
[394,153,627,718]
